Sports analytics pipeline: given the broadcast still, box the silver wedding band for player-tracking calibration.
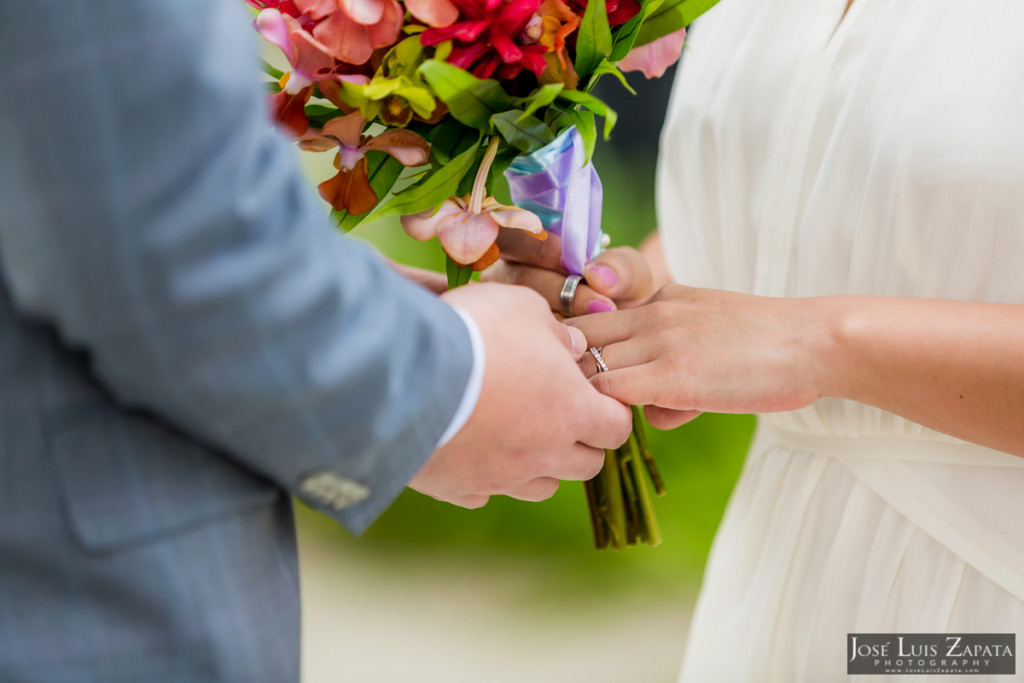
[560,274,583,318]
[589,347,610,373]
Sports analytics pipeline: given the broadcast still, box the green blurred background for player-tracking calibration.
[295,71,756,683]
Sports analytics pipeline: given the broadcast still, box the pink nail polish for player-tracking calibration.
[588,265,618,289]
[588,300,615,314]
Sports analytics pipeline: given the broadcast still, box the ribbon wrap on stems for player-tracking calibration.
[504,127,605,276]
[504,126,665,549]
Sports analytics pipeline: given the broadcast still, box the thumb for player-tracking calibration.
[557,322,589,360]
[584,247,654,304]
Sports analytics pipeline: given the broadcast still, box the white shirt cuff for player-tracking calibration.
[435,306,485,448]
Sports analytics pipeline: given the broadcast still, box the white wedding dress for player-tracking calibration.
[657,0,1024,680]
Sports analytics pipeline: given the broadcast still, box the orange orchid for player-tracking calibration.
[534,0,580,68]
[299,112,429,214]
[524,0,580,88]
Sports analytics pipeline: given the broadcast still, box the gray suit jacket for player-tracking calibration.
[0,1,473,680]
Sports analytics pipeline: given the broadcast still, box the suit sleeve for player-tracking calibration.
[0,0,474,533]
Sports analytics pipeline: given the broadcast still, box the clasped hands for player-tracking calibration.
[403,230,828,509]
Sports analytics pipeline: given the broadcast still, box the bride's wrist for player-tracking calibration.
[803,295,862,403]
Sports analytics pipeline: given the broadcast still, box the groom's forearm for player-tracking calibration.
[0,0,475,532]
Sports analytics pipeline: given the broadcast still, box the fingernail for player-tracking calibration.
[566,325,588,357]
[588,300,615,314]
[587,265,618,289]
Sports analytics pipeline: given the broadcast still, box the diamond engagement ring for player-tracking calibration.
[589,347,610,373]
[560,274,583,318]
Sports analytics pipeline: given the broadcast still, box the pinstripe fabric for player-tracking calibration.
[0,0,474,679]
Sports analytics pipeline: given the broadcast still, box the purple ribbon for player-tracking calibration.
[504,127,604,276]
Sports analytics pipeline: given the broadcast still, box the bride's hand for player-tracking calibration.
[568,284,832,429]
[481,230,656,317]
[382,258,448,294]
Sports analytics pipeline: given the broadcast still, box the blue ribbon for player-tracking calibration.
[504,126,604,276]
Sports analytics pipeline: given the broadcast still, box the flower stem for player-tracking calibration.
[584,417,663,549]
[632,405,665,496]
[469,136,501,215]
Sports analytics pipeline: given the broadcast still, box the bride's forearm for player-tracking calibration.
[817,296,1024,456]
[639,231,673,291]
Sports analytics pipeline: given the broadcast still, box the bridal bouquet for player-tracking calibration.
[249,0,718,547]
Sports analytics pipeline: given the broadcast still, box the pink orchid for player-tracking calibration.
[618,27,686,79]
[401,195,546,269]
[257,9,371,135]
[296,0,380,25]
[292,0,404,66]
[405,0,461,27]
[298,112,429,214]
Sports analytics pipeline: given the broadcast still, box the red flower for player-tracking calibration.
[246,0,302,14]
[565,0,639,26]
[420,0,549,80]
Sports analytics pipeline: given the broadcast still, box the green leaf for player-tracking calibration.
[491,110,556,154]
[557,89,618,139]
[641,0,668,16]
[588,60,636,95]
[634,0,719,47]
[544,105,574,133]
[372,140,481,219]
[418,60,514,130]
[456,144,485,197]
[261,59,284,80]
[332,152,406,231]
[574,0,613,78]
[561,109,597,163]
[433,40,454,63]
[446,256,475,288]
[486,144,519,196]
[515,83,565,120]
[427,118,479,165]
[609,10,646,62]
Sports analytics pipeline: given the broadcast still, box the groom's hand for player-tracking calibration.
[482,230,656,316]
[408,283,633,509]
